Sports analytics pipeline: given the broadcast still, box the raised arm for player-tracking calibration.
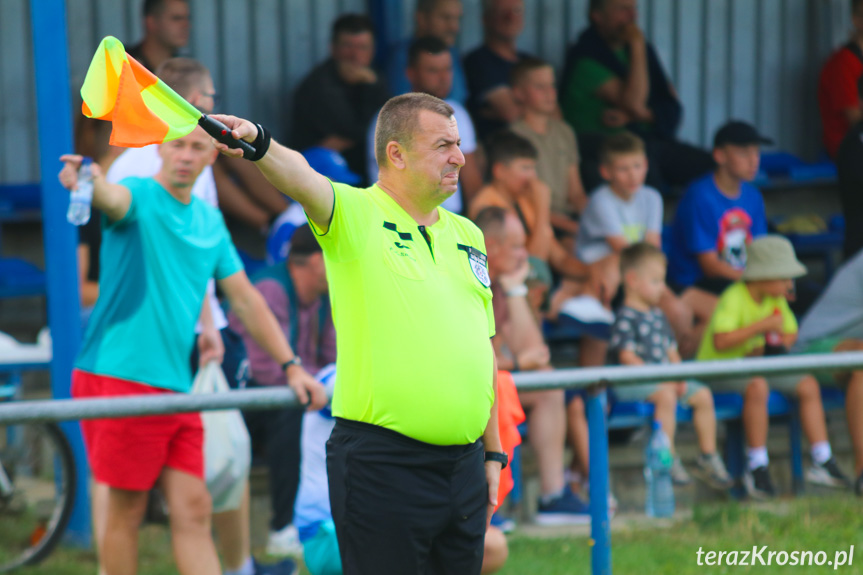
[59,154,131,222]
[208,115,335,230]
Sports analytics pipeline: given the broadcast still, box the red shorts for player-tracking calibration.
[72,369,204,491]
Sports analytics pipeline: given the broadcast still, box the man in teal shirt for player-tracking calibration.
[58,126,327,575]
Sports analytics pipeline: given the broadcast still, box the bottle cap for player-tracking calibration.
[652,420,661,430]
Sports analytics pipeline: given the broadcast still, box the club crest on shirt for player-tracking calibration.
[457,244,491,288]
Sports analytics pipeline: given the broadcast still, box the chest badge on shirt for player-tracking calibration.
[457,244,491,288]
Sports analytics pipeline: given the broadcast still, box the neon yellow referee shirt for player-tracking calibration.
[308,181,496,445]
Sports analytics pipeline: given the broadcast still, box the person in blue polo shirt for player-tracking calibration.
[666,121,771,353]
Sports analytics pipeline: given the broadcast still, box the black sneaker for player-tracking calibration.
[805,457,851,488]
[743,466,776,500]
[535,487,591,526]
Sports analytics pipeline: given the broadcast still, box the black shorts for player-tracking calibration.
[669,277,733,297]
[327,418,487,575]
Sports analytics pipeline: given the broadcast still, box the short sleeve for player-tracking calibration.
[589,191,625,238]
[107,177,143,227]
[472,226,496,338]
[683,193,718,254]
[711,288,743,334]
[645,188,664,233]
[214,221,244,280]
[308,181,375,263]
[610,312,638,353]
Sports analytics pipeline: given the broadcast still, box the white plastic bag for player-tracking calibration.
[192,361,252,512]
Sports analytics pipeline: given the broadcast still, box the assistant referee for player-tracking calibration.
[212,93,503,574]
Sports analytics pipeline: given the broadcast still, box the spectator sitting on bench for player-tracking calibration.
[469,131,590,320]
[666,121,772,355]
[475,206,591,525]
[818,0,863,160]
[795,247,863,496]
[549,132,697,354]
[610,243,732,489]
[697,236,851,499]
[509,57,588,240]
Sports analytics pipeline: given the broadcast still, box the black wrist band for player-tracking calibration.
[485,451,508,469]
[281,356,301,372]
[250,123,271,162]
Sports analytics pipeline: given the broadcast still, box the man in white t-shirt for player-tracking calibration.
[366,36,482,214]
[97,57,296,575]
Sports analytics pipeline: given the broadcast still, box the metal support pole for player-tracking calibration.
[588,386,611,575]
[724,420,745,499]
[30,0,90,548]
[789,401,804,495]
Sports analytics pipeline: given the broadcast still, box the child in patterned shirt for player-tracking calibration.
[610,243,732,489]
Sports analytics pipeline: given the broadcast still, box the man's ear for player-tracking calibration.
[598,162,611,182]
[386,141,407,170]
[144,14,157,35]
[491,161,504,183]
[511,84,524,104]
[406,67,418,88]
[712,147,724,166]
[207,146,219,166]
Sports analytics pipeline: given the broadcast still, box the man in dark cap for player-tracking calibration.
[665,121,772,354]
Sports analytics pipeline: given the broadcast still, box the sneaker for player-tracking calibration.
[805,457,852,488]
[691,453,734,490]
[855,472,863,497]
[254,557,299,575]
[535,487,591,526]
[490,512,516,533]
[743,466,776,500]
[266,524,303,558]
[670,457,692,486]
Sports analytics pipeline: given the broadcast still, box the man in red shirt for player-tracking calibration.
[818,0,863,158]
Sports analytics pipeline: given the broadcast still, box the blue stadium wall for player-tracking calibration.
[0,0,853,185]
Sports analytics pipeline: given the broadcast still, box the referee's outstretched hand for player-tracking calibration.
[207,114,258,159]
[285,364,329,412]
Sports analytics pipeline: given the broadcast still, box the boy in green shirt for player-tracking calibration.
[697,236,850,498]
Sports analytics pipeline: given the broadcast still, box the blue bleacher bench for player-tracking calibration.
[508,387,847,506]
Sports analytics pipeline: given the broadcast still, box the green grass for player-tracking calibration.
[10,496,863,574]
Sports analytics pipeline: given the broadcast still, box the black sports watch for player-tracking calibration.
[484,451,508,469]
[281,356,302,372]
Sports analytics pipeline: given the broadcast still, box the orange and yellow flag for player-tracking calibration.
[80,36,202,147]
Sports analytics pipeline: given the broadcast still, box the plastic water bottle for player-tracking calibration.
[644,420,675,518]
[67,157,93,226]
[764,308,786,356]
